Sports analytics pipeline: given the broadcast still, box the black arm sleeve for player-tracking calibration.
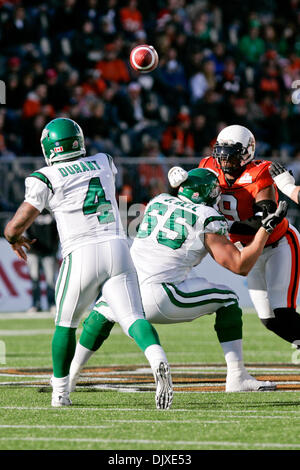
[253,199,277,215]
[229,200,277,236]
[229,216,262,235]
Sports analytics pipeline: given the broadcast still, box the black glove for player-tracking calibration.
[261,200,288,234]
[269,162,293,178]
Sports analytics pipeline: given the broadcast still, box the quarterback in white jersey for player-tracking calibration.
[69,167,287,393]
[25,152,126,259]
[4,118,173,410]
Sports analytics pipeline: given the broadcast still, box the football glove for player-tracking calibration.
[261,200,288,234]
[269,162,296,198]
[168,166,188,188]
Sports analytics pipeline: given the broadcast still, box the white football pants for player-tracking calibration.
[248,224,300,319]
[55,239,145,328]
[94,271,239,327]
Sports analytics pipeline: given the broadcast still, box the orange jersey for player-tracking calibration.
[199,156,289,246]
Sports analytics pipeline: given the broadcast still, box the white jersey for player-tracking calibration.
[24,153,126,257]
[130,193,228,285]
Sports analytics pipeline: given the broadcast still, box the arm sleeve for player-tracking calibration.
[24,177,50,212]
[203,215,228,236]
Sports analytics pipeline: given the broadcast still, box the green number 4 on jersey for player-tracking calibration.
[83,177,115,224]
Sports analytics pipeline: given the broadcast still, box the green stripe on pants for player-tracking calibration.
[169,283,237,299]
[162,283,237,308]
[56,254,72,325]
[55,258,66,304]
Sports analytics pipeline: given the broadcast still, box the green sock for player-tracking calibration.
[214,303,243,343]
[80,310,115,351]
[52,325,76,378]
[128,319,161,352]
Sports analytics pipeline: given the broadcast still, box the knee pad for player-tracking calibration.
[81,310,114,351]
[215,303,243,343]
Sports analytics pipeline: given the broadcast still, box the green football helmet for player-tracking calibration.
[40,118,86,166]
[178,168,220,206]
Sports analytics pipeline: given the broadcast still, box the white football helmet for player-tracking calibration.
[212,125,255,176]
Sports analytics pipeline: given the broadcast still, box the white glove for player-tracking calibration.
[269,162,296,198]
[168,166,188,188]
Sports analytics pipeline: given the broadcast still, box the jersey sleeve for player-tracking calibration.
[24,175,51,212]
[106,154,117,176]
[253,163,274,195]
[202,212,228,236]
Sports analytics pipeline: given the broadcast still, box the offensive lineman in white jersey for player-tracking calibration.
[69,167,287,393]
[4,117,173,409]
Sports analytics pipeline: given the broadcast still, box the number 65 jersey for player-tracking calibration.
[130,193,228,285]
[24,153,126,258]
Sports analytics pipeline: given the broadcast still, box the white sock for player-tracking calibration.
[69,358,83,380]
[220,339,246,375]
[144,344,168,377]
[71,343,95,370]
[51,375,69,394]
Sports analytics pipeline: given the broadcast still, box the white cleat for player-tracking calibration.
[51,392,72,407]
[155,362,173,410]
[226,371,276,392]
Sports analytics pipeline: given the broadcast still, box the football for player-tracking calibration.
[129,44,159,73]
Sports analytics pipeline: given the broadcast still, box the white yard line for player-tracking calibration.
[0,313,54,319]
[0,436,299,448]
[0,421,236,428]
[0,424,110,429]
[0,328,122,337]
[1,406,300,416]
[0,329,54,336]
[0,417,297,424]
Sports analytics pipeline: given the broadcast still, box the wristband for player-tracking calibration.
[279,183,296,198]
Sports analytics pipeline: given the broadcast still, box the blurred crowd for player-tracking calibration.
[1,0,300,203]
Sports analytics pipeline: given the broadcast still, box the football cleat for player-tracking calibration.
[155,362,173,410]
[226,370,276,392]
[51,392,72,407]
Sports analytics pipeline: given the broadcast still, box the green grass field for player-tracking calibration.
[0,310,300,452]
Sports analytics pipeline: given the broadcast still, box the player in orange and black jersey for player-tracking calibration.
[198,125,300,349]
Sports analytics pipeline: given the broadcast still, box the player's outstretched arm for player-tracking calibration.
[269,162,300,204]
[205,201,288,276]
[4,202,39,261]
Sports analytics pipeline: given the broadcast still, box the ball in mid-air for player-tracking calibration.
[130,45,159,73]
